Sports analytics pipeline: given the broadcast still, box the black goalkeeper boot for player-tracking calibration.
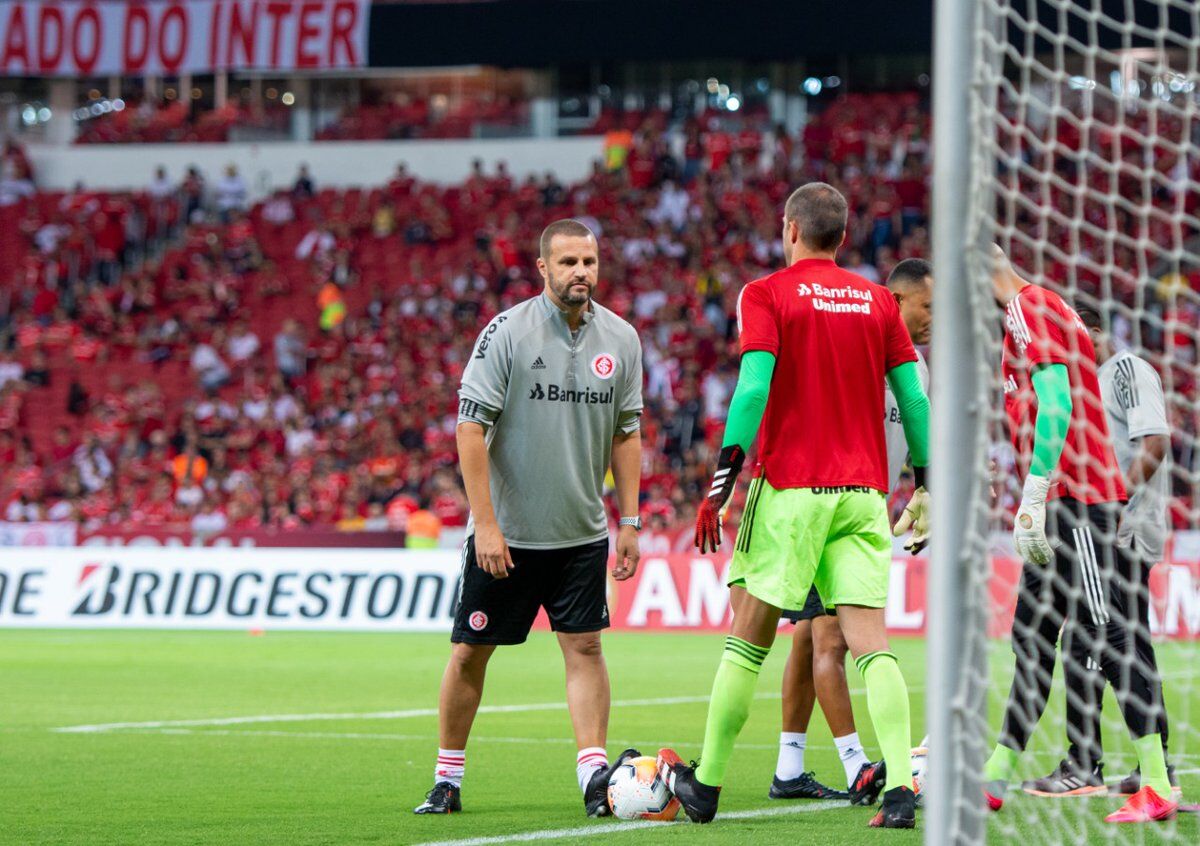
[868,785,917,829]
[657,748,721,823]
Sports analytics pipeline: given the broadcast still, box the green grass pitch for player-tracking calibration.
[1,630,1196,845]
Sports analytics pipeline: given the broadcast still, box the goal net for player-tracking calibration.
[929,1,1199,843]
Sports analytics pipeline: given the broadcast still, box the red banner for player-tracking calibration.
[586,554,1200,639]
[0,0,369,77]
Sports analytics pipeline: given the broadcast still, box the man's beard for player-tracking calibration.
[553,277,594,306]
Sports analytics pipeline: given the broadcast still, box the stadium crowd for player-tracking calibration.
[1,91,1197,538]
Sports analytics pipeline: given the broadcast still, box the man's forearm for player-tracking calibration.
[721,350,775,452]
[457,422,499,527]
[1029,363,1072,477]
[1126,434,1169,488]
[885,360,930,469]
[611,431,642,517]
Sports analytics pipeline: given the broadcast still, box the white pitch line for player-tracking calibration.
[121,727,793,751]
[408,799,848,846]
[51,693,778,734]
[53,684,925,735]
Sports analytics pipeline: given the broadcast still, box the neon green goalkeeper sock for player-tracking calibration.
[695,636,769,787]
[983,744,1020,784]
[855,650,912,792]
[1134,734,1170,796]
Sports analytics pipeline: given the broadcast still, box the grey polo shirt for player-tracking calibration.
[1098,350,1171,560]
[457,293,643,549]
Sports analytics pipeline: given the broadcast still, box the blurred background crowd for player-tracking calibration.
[1,89,1197,543]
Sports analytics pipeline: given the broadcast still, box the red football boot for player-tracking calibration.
[1105,786,1178,823]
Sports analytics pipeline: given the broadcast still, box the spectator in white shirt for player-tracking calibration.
[191,500,229,535]
[34,220,69,254]
[214,164,248,221]
[262,191,295,226]
[284,420,316,457]
[191,331,232,391]
[226,321,261,364]
[74,434,114,493]
[273,319,306,378]
[295,223,335,261]
[0,353,23,387]
[176,482,205,509]
[148,166,175,200]
[843,248,881,283]
[649,180,691,231]
[0,158,34,207]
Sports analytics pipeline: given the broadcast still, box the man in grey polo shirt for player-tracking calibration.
[1022,305,1178,798]
[415,219,645,817]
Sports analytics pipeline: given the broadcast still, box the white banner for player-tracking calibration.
[0,547,460,630]
[0,0,370,77]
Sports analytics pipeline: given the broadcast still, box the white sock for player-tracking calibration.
[576,747,608,793]
[835,732,871,787]
[435,748,465,787]
[775,732,807,780]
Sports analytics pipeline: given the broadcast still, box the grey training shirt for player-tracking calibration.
[1097,350,1171,560]
[458,292,644,549]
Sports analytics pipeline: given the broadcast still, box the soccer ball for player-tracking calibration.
[911,745,929,804]
[607,756,681,821]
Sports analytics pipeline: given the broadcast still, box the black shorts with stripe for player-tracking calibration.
[1012,497,1139,643]
[1003,496,1159,747]
[451,536,610,645]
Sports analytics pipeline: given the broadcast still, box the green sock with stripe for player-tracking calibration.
[855,650,912,792]
[695,636,770,786]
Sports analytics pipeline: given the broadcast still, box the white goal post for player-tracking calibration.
[929,2,1199,843]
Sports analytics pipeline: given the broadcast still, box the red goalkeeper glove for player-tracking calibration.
[695,445,746,554]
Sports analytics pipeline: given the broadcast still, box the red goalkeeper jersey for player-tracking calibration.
[736,258,917,492]
[1001,284,1126,504]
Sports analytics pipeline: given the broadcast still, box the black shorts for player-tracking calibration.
[1011,498,1141,641]
[451,536,610,645]
[781,586,838,624]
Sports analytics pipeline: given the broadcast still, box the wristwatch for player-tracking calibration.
[618,516,643,531]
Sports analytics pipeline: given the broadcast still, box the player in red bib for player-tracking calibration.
[982,245,1175,824]
[657,183,932,829]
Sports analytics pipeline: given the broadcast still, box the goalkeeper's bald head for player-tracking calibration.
[988,243,1027,306]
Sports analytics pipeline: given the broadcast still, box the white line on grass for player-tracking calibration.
[407,800,848,846]
[51,693,773,734]
[53,685,923,735]
[115,729,1200,763]
[123,727,792,751]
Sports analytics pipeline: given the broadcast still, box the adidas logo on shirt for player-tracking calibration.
[531,356,546,370]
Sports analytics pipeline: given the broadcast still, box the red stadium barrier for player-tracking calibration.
[554,554,1200,639]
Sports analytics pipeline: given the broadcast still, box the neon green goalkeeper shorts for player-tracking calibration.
[729,478,892,611]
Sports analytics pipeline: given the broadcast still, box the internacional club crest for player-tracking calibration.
[591,353,616,380]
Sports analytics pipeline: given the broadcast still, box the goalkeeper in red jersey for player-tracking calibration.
[981,245,1176,824]
[657,183,931,830]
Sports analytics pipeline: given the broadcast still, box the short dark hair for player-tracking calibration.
[1075,304,1104,332]
[887,258,934,291]
[539,219,595,258]
[783,182,848,252]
